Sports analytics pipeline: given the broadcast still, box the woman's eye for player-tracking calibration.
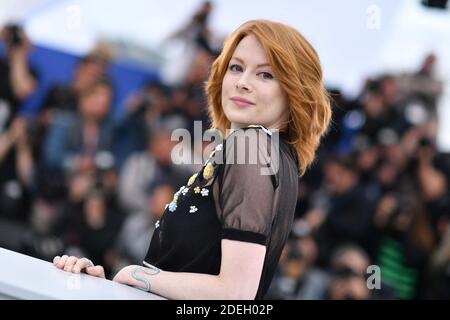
[259,72,274,80]
[229,64,242,72]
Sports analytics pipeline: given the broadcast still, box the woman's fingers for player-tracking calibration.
[73,258,93,274]
[64,256,79,272]
[86,265,106,279]
[53,255,105,278]
[56,255,68,269]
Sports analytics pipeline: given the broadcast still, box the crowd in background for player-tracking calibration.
[1,4,449,299]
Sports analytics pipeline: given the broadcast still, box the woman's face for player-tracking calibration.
[221,34,289,130]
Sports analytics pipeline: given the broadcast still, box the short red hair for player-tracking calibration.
[205,19,332,177]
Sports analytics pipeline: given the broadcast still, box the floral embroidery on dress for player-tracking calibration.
[203,162,214,180]
[165,186,185,213]
[168,202,178,212]
[205,143,223,165]
[187,173,198,186]
[163,141,221,215]
[189,206,198,214]
[155,220,160,229]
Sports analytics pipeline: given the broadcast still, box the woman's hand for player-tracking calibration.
[53,255,106,278]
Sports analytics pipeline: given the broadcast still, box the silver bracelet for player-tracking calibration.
[131,261,161,292]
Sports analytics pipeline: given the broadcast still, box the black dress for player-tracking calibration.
[144,125,300,299]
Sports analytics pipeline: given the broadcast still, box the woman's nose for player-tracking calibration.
[236,74,252,92]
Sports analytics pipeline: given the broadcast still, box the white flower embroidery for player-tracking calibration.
[189,206,198,214]
[174,186,184,197]
[181,188,189,196]
[155,220,160,229]
[201,188,209,197]
[168,202,177,212]
[206,143,223,164]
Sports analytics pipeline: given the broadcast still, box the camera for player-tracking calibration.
[419,137,432,148]
[333,266,361,279]
[4,24,23,47]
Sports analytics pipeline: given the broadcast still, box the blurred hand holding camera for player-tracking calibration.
[1,24,36,100]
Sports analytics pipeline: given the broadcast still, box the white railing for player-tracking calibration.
[0,247,165,300]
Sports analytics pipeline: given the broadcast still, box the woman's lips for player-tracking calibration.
[230,97,255,107]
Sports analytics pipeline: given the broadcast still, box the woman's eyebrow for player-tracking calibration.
[231,56,271,68]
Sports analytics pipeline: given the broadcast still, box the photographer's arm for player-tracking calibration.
[0,117,24,163]
[113,239,266,300]
[0,129,16,163]
[15,120,34,186]
[9,44,37,101]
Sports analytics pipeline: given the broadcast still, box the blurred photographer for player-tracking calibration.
[115,81,191,168]
[0,24,37,130]
[372,191,434,299]
[326,244,372,300]
[42,77,115,173]
[265,234,329,300]
[0,24,37,224]
[410,134,449,230]
[396,53,443,119]
[58,185,124,278]
[29,52,109,165]
[0,116,34,224]
[311,155,375,267]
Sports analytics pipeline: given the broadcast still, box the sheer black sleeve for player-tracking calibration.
[217,127,278,246]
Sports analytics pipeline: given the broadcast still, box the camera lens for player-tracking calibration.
[5,24,23,47]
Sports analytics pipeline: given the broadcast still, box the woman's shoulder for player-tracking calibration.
[222,125,281,187]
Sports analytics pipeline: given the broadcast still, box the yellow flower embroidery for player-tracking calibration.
[203,162,214,180]
[194,186,201,194]
[187,173,198,186]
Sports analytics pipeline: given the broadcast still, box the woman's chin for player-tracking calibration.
[228,121,252,129]
[226,114,253,128]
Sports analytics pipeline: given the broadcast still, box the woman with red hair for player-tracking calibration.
[54,19,332,300]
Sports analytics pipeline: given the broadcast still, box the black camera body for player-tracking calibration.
[4,24,23,47]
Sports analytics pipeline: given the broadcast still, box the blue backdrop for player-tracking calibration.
[0,43,159,119]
